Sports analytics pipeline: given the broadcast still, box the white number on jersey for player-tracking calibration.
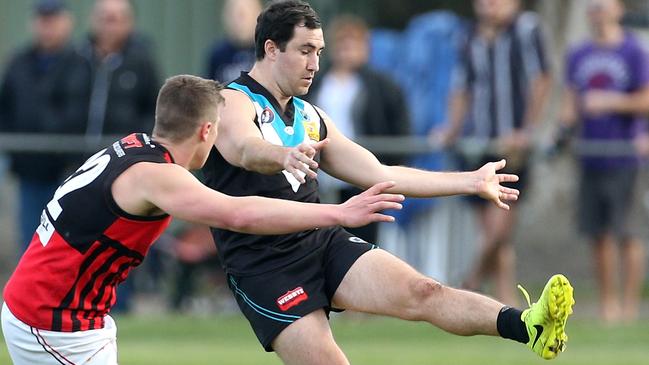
[37,149,111,246]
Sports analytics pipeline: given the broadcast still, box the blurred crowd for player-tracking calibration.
[0,0,647,323]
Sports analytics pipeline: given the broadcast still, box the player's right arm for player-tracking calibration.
[215,89,325,183]
[112,162,403,235]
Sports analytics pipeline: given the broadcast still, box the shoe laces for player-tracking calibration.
[517,284,533,308]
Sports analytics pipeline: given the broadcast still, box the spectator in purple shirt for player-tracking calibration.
[559,0,648,323]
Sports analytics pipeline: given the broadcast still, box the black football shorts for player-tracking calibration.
[226,226,376,351]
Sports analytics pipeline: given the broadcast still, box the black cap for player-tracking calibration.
[34,0,67,16]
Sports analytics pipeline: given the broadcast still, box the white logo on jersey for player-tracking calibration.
[36,210,55,246]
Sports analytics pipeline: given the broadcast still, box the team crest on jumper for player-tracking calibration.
[260,107,275,124]
[303,119,320,141]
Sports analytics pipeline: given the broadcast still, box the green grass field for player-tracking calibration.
[1,314,648,365]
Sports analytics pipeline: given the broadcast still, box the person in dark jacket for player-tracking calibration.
[205,0,261,84]
[79,0,159,143]
[306,14,411,243]
[0,0,89,253]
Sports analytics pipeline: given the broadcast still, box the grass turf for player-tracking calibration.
[1,313,648,364]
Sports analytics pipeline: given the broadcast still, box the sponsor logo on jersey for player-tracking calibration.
[349,236,367,244]
[112,141,125,157]
[260,107,275,124]
[121,134,143,149]
[36,210,55,246]
[142,133,153,147]
[277,286,308,311]
[303,120,320,141]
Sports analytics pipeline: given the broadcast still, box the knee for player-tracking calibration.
[402,277,444,320]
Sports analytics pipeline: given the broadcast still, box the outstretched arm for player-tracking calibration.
[112,162,404,235]
[318,108,519,210]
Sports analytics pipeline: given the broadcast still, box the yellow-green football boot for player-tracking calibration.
[518,274,575,360]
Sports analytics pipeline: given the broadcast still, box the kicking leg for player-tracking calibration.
[332,249,574,360]
[272,310,349,365]
[333,249,502,336]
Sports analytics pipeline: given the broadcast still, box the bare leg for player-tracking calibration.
[333,249,503,336]
[593,234,620,322]
[272,310,349,365]
[621,237,645,322]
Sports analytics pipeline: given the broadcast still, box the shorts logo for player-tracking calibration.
[260,107,275,124]
[349,237,367,244]
[277,286,308,311]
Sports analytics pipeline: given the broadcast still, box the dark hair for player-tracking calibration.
[153,75,224,142]
[255,0,321,60]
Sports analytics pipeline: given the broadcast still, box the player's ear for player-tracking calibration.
[199,121,212,141]
[264,39,278,60]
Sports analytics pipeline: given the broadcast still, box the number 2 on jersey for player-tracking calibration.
[37,149,111,246]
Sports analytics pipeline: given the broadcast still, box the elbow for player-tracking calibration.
[238,150,256,172]
[223,210,257,234]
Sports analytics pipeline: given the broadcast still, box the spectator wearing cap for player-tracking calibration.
[0,0,89,254]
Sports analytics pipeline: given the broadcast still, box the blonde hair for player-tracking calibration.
[153,75,224,142]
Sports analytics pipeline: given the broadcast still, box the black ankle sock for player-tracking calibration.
[496,306,529,344]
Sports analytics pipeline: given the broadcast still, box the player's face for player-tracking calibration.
[274,25,324,97]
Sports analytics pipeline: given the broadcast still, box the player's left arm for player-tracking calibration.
[317,107,519,209]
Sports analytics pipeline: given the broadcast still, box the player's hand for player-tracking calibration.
[338,181,404,227]
[473,159,519,210]
[283,138,329,183]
